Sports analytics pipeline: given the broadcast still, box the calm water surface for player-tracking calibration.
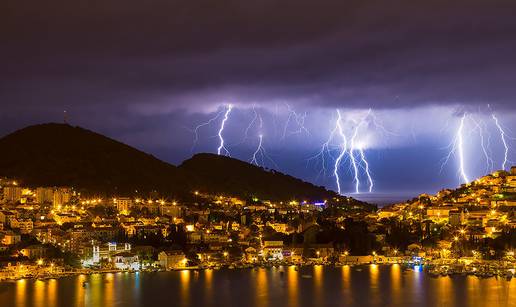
[0,265,515,307]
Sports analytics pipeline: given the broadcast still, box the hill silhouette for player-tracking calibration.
[179,153,335,201]
[0,123,345,202]
[0,123,187,196]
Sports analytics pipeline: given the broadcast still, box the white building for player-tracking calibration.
[263,241,284,260]
[113,252,140,270]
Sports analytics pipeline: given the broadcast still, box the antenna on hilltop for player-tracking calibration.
[63,110,68,124]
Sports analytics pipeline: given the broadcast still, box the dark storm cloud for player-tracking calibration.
[2,0,516,197]
[1,0,516,114]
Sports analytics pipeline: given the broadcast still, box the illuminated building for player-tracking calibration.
[36,187,54,204]
[158,250,187,269]
[9,218,33,234]
[88,242,132,264]
[3,186,23,203]
[53,187,71,207]
[114,197,133,214]
[426,206,457,221]
[0,231,21,245]
[113,252,140,270]
[159,203,183,218]
[263,241,284,260]
[20,245,48,259]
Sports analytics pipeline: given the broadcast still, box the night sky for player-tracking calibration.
[2,0,516,203]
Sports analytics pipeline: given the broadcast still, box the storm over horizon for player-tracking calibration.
[2,0,516,202]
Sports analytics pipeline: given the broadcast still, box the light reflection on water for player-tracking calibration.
[180,270,190,307]
[0,265,514,307]
[341,265,352,305]
[255,268,268,307]
[390,264,401,306]
[287,266,298,307]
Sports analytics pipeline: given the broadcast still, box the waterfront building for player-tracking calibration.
[82,242,132,266]
[158,250,187,269]
[263,241,284,260]
[113,252,140,270]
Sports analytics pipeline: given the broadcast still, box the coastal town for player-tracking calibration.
[1,167,515,281]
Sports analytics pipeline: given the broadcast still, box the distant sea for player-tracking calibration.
[351,192,422,207]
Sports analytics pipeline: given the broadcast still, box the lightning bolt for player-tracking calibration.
[243,105,259,143]
[250,134,264,166]
[232,105,262,147]
[470,116,494,173]
[282,104,309,139]
[217,104,233,156]
[358,147,373,193]
[333,110,347,195]
[249,134,278,169]
[191,108,226,152]
[307,110,340,179]
[308,108,379,194]
[457,113,469,183]
[441,113,469,184]
[349,123,361,194]
[491,114,509,170]
[348,109,372,194]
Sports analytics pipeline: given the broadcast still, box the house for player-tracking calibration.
[426,207,457,221]
[10,218,33,234]
[20,244,48,259]
[82,242,132,266]
[0,211,17,226]
[244,246,258,262]
[113,252,140,270]
[1,231,21,245]
[263,241,284,260]
[377,209,398,220]
[158,250,187,269]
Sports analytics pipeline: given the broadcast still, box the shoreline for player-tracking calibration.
[1,262,514,283]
